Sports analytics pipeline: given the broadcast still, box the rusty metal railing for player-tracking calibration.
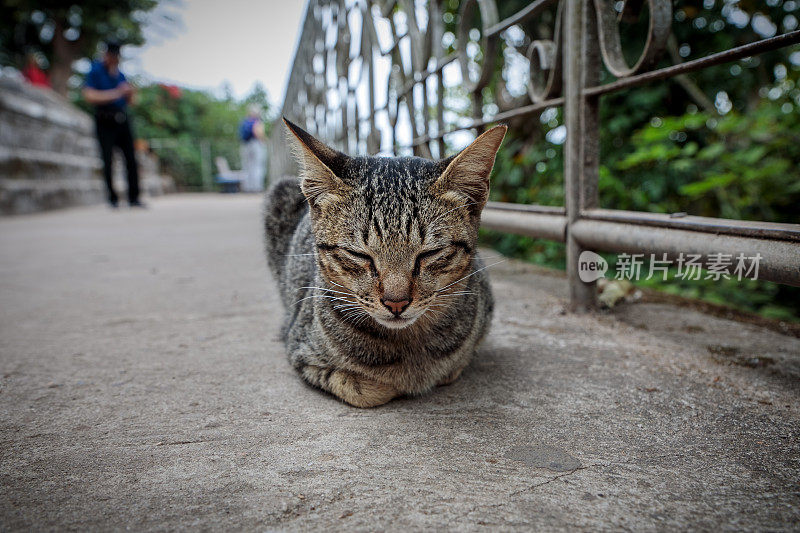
[270,0,800,310]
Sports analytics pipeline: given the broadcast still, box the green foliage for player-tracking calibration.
[0,0,157,59]
[0,0,159,94]
[124,82,272,190]
[611,98,800,222]
[633,266,798,322]
[479,229,566,271]
[489,135,563,206]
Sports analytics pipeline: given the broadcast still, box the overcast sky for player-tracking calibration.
[127,0,307,106]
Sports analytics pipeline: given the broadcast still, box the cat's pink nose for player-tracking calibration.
[381,298,410,317]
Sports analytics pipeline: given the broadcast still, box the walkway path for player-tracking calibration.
[1,195,798,530]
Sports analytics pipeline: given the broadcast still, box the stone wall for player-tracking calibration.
[0,76,174,215]
[0,76,104,214]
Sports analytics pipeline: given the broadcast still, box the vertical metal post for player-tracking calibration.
[581,2,600,213]
[564,0,597,311]
[472,91,484,135]
[430,0,445,158]
[436,72,445,158]
[200,140,212,192]
[366,34,378,154]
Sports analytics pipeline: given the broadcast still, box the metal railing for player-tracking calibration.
[270,0,800,310]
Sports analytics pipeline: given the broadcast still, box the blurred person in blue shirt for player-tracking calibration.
[238,105,267,192]
[82,40,143,208]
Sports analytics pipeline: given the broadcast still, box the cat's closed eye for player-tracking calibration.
[341,248,373,263]
[333,248,377,275]
[414,247,446,273]
[414,245,464,274]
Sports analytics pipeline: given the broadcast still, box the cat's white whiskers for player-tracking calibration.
[334,304,362,311]
[341,309,363,318]
[297,286,354,297]
[435,259,507,293]
[427,303,448,313]
[353,314,371,328]
[293,294,355,306]
[360,312,376,326]
[328,280,353,292]
[435,290,474,298]
[324,281,359,298]
[340,307,370,328]
[420,306,445,327]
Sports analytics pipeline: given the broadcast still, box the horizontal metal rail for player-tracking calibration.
[482,202,567,242]
[482,204,800,285]
[584,30,800,97]
[486,201,565,215]
[412,97,564,146]
[485,0,559,37]
[581,209,800,243]
[571,220,800,287]
[380,30,409,56]
[399,53,458,97]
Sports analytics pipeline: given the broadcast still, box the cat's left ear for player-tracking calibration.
[432,125,507,213]
[283,117,351,210]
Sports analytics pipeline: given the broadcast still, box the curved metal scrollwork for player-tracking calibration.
[271,0,675,176]
[593,0,672,77]
[526,1,563,103]
[457,0,499,94]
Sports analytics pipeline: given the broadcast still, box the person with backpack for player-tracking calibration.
[239,105,267,192]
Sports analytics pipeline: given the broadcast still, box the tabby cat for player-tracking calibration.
[265,118,506,407]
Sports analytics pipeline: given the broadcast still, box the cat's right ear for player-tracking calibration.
[431,125,507,214]
[283,117,350,209]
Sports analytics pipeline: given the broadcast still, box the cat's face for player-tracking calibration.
[310,162,482,329]
[285,119,506,329]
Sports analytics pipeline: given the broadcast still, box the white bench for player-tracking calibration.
[214,157,242,193]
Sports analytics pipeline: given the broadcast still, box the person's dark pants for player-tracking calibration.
[95,110,140,205]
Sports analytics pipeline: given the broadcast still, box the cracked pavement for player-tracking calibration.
[1,194,799,530]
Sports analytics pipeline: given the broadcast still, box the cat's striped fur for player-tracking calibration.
[264,119,506,407]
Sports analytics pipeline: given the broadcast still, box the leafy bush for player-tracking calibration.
[611,98,800,223]
[129,83,272,190]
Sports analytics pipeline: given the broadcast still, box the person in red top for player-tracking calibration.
[22,53,50,88]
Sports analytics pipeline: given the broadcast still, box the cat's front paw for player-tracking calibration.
[330,370,398,408]
[437,366,465,386]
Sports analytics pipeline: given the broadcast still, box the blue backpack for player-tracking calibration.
[239,117,257,142]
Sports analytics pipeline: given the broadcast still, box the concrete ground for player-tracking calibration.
[1,194,798,531]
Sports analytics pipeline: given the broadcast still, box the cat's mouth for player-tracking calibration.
[374,314,419,329]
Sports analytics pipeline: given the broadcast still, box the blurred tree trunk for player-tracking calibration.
[50,20,82,97]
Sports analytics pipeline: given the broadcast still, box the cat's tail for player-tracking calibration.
[264,177,308,277]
